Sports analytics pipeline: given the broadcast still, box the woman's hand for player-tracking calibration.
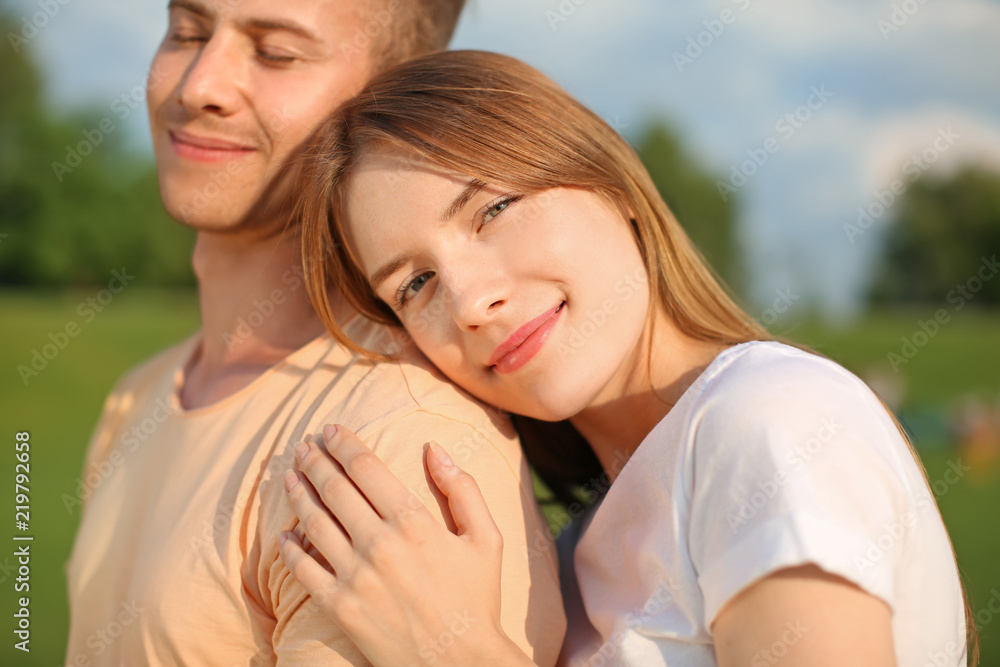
[279,424,535,667]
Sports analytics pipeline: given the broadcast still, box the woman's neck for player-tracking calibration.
[569,312,729,483]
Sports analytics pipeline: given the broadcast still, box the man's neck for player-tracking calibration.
[180,228,331,410]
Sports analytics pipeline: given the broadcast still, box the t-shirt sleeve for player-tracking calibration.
[261,409,566,666]
[687,351,928,630]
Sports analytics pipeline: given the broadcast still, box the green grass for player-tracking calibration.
[1,292,998,665]
[786,309,1000,408]
[0,289,200,667]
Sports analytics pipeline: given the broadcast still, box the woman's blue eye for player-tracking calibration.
[409,274,430,294]
[480,195,523,226]
[397,272,433,307]
[483,200,510,223]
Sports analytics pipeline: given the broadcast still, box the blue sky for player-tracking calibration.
[8,0,1000,318]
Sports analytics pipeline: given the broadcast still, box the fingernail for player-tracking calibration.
[295,442,310,463]
[429,441,454,467]
[284,470,300,492]
[323,424,339,442]
[278,532,289,545]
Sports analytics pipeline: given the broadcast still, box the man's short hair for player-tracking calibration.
[363,0,467,72]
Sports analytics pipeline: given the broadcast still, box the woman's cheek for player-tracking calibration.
[409,320,459,370]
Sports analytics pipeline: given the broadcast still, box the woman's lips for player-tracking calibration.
[489,302,565,375]
[169,130,257,163]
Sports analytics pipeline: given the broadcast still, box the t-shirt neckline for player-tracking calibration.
[167,331,336,419]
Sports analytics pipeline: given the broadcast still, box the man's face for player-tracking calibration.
[148,0,374,231]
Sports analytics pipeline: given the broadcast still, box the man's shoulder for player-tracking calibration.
[107,335,197,400]
[329,324,514,442]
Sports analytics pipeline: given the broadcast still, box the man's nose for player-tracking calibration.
[176,34,246,117]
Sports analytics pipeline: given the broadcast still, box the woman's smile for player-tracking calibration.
[488,301,565,374]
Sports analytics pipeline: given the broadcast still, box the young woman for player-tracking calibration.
[279,50,975,666]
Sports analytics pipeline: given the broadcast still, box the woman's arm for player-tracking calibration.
[713,565,896,666]
[279,424,536,667]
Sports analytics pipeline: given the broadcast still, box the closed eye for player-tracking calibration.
[170,32,207,44]
[256,49,297,65]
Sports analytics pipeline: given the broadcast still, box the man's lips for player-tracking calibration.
[488,302,565,375]
[169,129,257,162]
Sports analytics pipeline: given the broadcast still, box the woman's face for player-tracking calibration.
[344,148,651,421]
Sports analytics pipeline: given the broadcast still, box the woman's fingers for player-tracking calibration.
[283,468,356,572]
[426,441,503,547]
[278,531,339,604]
[294,436,388,542]
[321,425,430,523]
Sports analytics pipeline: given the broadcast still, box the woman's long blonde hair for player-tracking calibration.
[298,50,977,661]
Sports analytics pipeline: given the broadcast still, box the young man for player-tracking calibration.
[64,2,565,665]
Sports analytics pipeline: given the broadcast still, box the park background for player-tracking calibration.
[1,0,999,664]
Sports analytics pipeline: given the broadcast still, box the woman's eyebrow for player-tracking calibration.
[370,253,415,292]
[440,179,487,222]
[370,179,489,291]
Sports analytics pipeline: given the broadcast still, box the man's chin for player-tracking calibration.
[156,152,303,237]
[162,192,298,240]
[162,196,252,232]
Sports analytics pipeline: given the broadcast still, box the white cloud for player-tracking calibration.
[739,0,885,51]
[859,108,1000,189]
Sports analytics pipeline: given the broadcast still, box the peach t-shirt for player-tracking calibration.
[65,316,565,666]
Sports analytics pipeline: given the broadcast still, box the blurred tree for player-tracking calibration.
[869,165,1000,306]
[0,10,195,288]
[635,122,743,291]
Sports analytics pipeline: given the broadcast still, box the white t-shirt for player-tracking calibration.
[559,341,966,667]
